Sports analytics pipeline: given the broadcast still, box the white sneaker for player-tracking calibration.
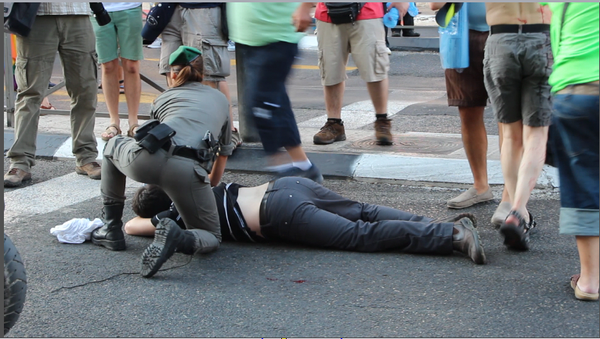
[491,201,512,228]
[227,40,235,52]
[385,47,392,55]
[147,38,162,49]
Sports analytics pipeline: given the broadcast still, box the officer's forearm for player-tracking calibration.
[209,155,228,187]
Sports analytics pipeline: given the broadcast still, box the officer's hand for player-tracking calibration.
[293,2,314,32]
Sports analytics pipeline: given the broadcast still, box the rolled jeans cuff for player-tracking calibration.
[559,208,600,236]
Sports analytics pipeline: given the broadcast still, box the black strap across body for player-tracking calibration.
[324,2,365,24]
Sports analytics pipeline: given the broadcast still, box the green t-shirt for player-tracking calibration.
[227,2,305,47]
[541,2,599,93]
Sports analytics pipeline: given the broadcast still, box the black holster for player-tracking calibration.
[134,119,176,154]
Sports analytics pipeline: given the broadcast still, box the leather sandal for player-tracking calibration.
[499,210,537,251]
[101,124,121,141]
[571,274,599,301]
[127,123,139,138]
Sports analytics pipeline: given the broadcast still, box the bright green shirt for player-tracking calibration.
[227,2,304,47]
[541,2,599,93]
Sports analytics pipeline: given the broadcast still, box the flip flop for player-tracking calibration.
[435,2,464,28]
[101,124,122,141]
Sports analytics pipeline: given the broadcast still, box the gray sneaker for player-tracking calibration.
[453,217,487,265]
[447,187,493,209]
[491,201,511,228]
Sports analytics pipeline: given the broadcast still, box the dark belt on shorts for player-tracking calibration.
[490,24,550,35]
[259,180,276,226]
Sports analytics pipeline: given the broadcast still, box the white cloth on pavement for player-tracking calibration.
[50,218,104,244]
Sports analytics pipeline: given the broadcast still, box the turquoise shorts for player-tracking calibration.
[91,6,144,64]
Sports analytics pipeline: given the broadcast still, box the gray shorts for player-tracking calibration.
[159,5,230,81]
[483,32,553,126]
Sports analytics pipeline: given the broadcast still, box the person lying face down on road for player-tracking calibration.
[128,177,488,278]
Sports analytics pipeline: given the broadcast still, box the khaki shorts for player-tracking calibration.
[316,18,389,86]
[159,5,230,81]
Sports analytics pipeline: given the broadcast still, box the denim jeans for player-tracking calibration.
[236,42,302,154]
[550,93,599,236]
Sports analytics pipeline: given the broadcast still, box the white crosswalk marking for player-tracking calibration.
[4,173,142,223]
[298,90,446,129]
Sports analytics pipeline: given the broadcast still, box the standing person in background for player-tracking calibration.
[391,3,420,37]
[4,2,101,188]
[483,2,553,251]
[91,2,143,141]
[312,2,408,146]
[227,2,324,183]
[158,3,241,151]
[430,2,510,215]
[545,2,599,301]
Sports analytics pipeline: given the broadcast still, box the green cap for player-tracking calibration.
[168,46,202,66]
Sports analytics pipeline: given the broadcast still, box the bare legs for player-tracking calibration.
[101,58,140,135]
[576,236,600,294]
[500,121,548,223]
[459,106,489,194]
[323,78,389,118]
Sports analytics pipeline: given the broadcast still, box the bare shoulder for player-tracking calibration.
[485,2,549,26]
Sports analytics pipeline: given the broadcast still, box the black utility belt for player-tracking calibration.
[134,119,218,173]
[490,24,549,35]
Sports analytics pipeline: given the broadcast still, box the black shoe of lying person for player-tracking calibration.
[452,217,487,265]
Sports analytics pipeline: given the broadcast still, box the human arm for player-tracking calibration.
[209,155,228,187]
[293,2,314,32]
[124,217,156,236]
[430,2,446,11]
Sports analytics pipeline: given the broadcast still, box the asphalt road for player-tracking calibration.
[3,157,598,338]
[4,46,598,337]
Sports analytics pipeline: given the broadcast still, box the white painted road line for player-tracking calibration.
[4,172,143,222]
[298,90,446,129]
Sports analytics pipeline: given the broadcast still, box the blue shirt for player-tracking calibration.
[467,3,489,32]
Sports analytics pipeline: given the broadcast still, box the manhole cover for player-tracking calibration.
[351,135,463,155]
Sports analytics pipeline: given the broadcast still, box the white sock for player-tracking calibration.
[292,159,312,171]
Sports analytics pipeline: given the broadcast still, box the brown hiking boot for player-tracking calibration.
[374,118,393,145]
[4,168,32,188]
[313,120,346,145]
[75,162,102,180]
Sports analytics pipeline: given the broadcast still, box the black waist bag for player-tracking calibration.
[325,2,364,24]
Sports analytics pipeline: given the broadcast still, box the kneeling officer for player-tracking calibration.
[92,46,233,268]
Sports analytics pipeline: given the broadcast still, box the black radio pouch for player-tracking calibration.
[325,2,364,24]
[134,119,176,154]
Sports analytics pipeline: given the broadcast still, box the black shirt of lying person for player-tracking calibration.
[151,182,266,243]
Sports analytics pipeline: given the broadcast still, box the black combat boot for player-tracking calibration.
[92,203,126,251]
[140,218,197,278]
[452,217,487,265]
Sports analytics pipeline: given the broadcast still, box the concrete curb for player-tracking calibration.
[4,130,560,189]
